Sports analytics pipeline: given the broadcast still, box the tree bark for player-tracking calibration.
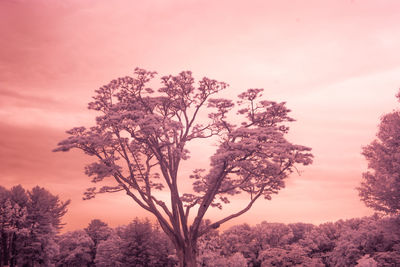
[176,242,197,267]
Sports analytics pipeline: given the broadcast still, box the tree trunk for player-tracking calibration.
[1,232,9,267]
[176,242,197,267]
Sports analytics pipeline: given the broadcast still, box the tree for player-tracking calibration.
[117,218,176,266]
[0,198,28,267]
[359,91,400,214]
[14,186,69,267]
[219,223,255,262]
[196,220,223,266]
[85,219,112,248]
[299,221,343,265]
[0,185,69,267]
[94,232,124,267]
[287,223,314,244]
[27,186,70,231]
[85,219,112,265]
[56,230,94,267]
[55,68,313,266]
[329,216,400,267]
[258,244,324,267]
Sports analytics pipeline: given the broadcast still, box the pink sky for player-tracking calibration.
[1,0,400,231]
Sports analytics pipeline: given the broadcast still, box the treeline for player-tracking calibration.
[47,215,400,267]
[197,215,400,266]
[59,218,176,266]
[1,185,400,267]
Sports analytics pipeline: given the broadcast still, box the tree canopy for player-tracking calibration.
[55,68,313,266]
[359,91,400,214]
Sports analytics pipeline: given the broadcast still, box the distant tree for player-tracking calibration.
[15,186,69,266]
[219,223,255,262]
[118,218,176,266]
[9,185,29,209]
[17,225,59,267]
[196,220,222,266]
[299,221,343,265]
[217,221,317,267]
[85,219,112,247]
[85,219,112,265]
[287,223,314,244]
[94,232,124,267]
[0,185,69,267]
[27,186,70,231]
[55,68,313,266]
[359,91,400,214]
[0,196,28,266]
[258,244,324,267]
[6,185,31,266]
[330,215,400,267]
[253,222,294,248]
[56,230,94,267]
[247,222,295,266]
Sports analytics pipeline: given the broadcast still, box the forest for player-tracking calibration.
[0,184,399,267]
[2,72,400,266]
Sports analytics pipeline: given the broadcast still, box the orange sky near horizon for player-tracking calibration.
[1,0,400,232]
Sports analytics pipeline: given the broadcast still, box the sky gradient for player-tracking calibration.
[1,0,400,231]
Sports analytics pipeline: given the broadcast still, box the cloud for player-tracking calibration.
[0,88,62,108]
[0,122,89,188]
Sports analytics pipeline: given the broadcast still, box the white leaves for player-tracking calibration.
[54,68,314,251]
[57,230,94,266]
[204,123,312,202]
[0,199,28,234]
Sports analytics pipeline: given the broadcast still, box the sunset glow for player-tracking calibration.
[1,0,400,232]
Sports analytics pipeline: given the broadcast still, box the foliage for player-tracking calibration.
[56,230,94,266]
[85,219,113,265]
[224,252,248,267]
[219,223,256,265]
[94,232,124,267]
[258,244,324,267]
[55,68,313,265]
[359,91,400,214]
[85,219,112,247]
[287,222,315,244]
[1,192,399,267]
[196,221,222,266]
[356,254,378,267]
[118,218,176,267]
[0,185,69,267]
[330,215,400,267]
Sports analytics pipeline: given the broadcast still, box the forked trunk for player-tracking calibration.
[176,242,197,267]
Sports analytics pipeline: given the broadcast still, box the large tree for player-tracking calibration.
[55,68,313,266]
[359,91,400,214]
